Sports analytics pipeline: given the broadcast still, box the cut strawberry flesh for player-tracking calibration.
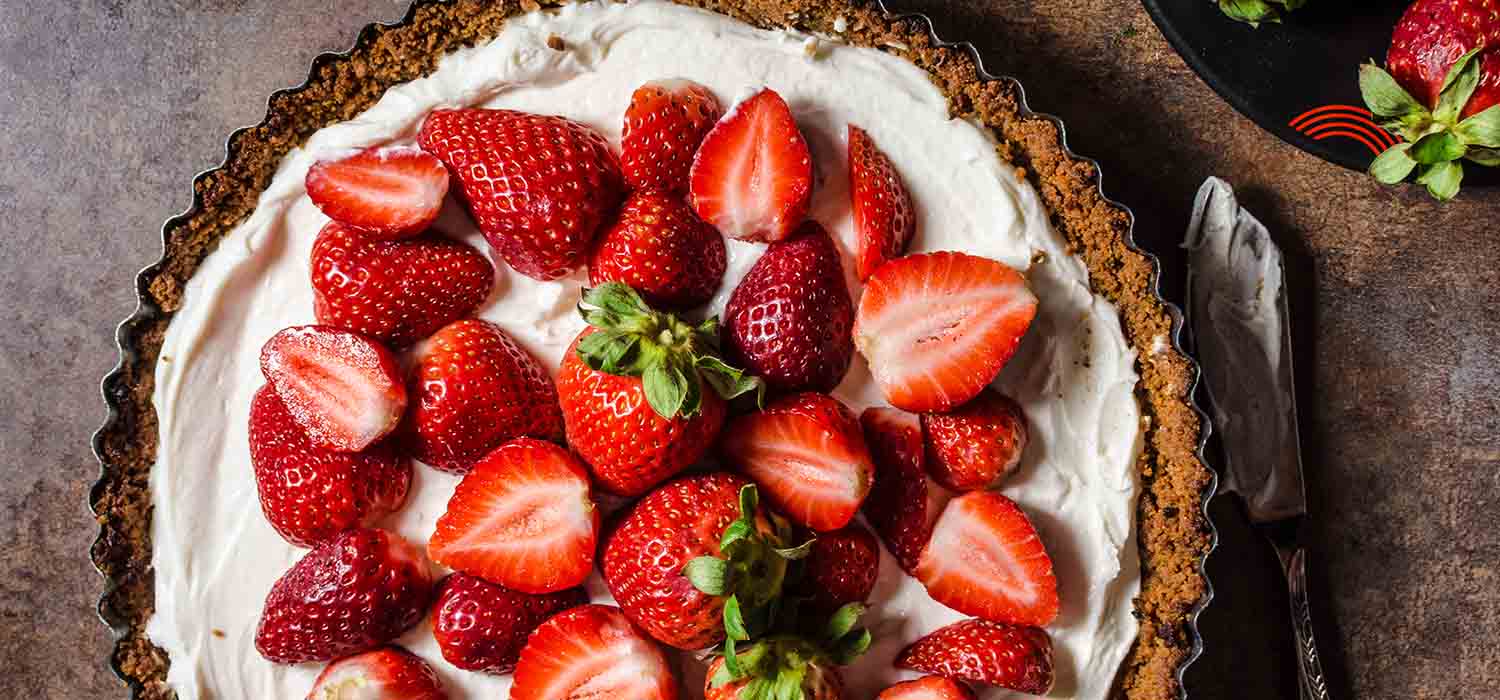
[854,252,1038,413]
[307,646,445,700]
[259,325,406,452]
[689,88,812,242]
[916,490,1059,627]
[512,604,679,700]
[306,146,449,239]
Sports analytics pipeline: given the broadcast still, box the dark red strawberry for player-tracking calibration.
[310,221,493,349]
[622,80,723,193]
[848,125,914,281]
[428,439,598,594]
[255,528,433,664]
[796,525,879,615]
[401,319,563,474]
[248,385,410,548]
[418,109,623,280]
[259,325,406,452]
[430,573,586,675]
[723,221,854,394]
[589,189,726,310]
[896,619,1054,696]
[854,252,1037,413]
[922,389,1029,492]
[1386,0,1500,119]
[915,491,1059,627]
[720,392,873,532]
[874,675,976,700]
[511,604,680,700]
[306,646,447,700]
[689,88,812,242]
[860,407,947,575]
[305,146,449,240]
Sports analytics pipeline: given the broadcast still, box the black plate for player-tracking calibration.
[1142,0,1498,186]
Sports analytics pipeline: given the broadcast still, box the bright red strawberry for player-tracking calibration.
[720,393,873,532]
[589,189,727,310]
[255,528,433,664]
[305,146,449,240]
[848,125,915,280]
[915,491,1058,627]
[430,573,586,675]
[249,385,410,548]
[428,438,598,594]
[874,675,976,700]
[795,525,879,615]
[921,390,1029,492]
[259,325,406,452]
[723,221,854,393]
[689,88,812,242]
[1386,0,1500,119]
[417,109,623,280]
[622,80,724,193]
[860,407,947,574]
[306,646,446,700]
[896,619,1054,696]
[401,319,563,473]
[310,221,493,349]
[511,604,679,700]
[854,252,1038,413]
[705,655,845,700]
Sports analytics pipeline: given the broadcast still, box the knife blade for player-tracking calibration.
[1185,177,1330,700]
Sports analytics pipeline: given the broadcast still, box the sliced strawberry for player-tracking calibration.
[622,80,724,193]
[430,573,587,675]
[922,389,1029,492]
[915,491,1058,627]
[720,392,874,532]
[259,325,405,452]
[588,189,727,310]
[511,604,679,700]
[305,146,449,240]
[307,646,446,700]
[428,438,599,594]
[874,675,977,700]
[795,524,879,615]
[249,385,410,548]
[689,88,812,242]
[310,221,493,349]
[848,125,915,280]
[859,407,947,574]
[854,252,1038,413]
[896,619,1054,696]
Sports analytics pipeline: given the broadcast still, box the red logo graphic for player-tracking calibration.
[1289,105,1400,156]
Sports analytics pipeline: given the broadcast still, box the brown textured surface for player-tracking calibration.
[0,2,1495,700]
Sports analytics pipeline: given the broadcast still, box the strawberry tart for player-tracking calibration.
[92,2,1213,700]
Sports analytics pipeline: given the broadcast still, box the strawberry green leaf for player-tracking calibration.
[643,361,690,418]
[698,356,767,405]
[723,636,741,678]
[739,484,759,518]
[1410,132,1467,165]
[830,628,873,665]
[1467,146,1500,167]
[772,540,816,561]
[725,595,750,641]
[1416,161,1464,201]
[741,679,772,700]
[1360,63,1429,120]
[824,602,865,642]
[1369,143,1418,184]
[721,519,755,552]
[581,283,650,318]
[1455,105,1500,148]
[685,556,731,596]
[1218,0,1279,26]
[1435,47,1485,125]
[773,667,806,700]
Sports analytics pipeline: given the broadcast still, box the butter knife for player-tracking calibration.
[1184,178,1331,700]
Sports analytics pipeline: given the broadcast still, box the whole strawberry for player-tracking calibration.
[723,221,854,394]
[921,389,1029,492]
[401,319,563,473]
[896,619,1054,696]
[794,525,879,616]
[706,655,845,700]
[307,646,447,700]
[248,385,410,548]
[558,283,761,497]
[418,108,624,280]
[255,528,433,664]
[601,474,805,650]
[589,189,727,310]
[430,573,586,675]
[311,221,493,349]
[622,80,723,193]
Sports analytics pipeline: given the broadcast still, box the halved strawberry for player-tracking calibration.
[305,146,449,240]
[307,646,446,700]
[259,325,406,452]
[858,407,947,575]
[874,675,976,700]
[720,392,874,532]
[689,88,812,242]
[511,604,679,700]
[848,125,915,280]
[915,491,1058,627]
[427,438,598,594]
[896,619,1054,696]
[854,252,1038,413]
[622,80,724,193]
[921,389,1029,492]
[430,573,587,675]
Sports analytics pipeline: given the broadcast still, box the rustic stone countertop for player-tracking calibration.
[0,1,1495,698]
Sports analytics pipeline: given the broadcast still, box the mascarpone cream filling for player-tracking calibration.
[147,2,1143,698]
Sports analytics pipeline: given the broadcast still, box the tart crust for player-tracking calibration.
[91,1,1214,698]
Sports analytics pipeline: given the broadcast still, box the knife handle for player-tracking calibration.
[1283,547,1332,700]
